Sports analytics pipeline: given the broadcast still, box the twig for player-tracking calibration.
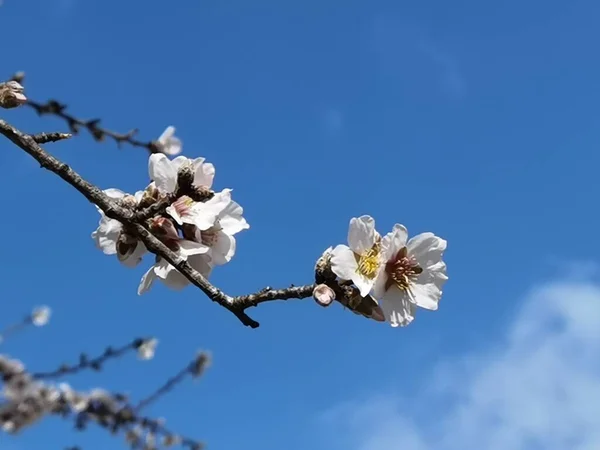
[9,72,160,153]
[32,338,147,380]
[134,352,210,412]
[0,119,322,328]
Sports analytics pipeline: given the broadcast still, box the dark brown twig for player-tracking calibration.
[32,338,148,379]
[9,72,160,154]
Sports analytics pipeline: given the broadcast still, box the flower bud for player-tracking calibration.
[313,284,335,307]
[149,217,180,242]
[0,81,27,109]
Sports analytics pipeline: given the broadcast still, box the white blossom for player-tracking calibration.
[330,215,383,297]
[186,189,249,265]
[137,338,158,360]
[148,154,215,194]
[373,224,448,327]
[91,188,146,267]
[154,126,182,156]
[137,240,212,295]
[31,306,51,327]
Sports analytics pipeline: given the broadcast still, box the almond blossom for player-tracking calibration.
[154,126,182,156]
[181,190,249,265]
[148,153,215,194]
[373,224,448,327]
[330,215,383,297]
[91,188,146,267]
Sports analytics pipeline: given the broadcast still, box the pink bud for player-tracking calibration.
[313,284,335,307]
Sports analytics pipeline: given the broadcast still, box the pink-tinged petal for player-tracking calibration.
[210,231,236,265]
[330,244,358,281]
[148,154,177,193]
[347,215,377,254]
[381,224,408,261]
[380,286,416,327]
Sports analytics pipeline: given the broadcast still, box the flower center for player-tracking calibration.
[173,195,195,217]
[355,241,381,280]
[385,247,422,291]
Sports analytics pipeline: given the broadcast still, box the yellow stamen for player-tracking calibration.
[355,240,381,280]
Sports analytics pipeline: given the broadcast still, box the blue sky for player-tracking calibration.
[1,0,600,449]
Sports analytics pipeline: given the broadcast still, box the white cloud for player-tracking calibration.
[320,279,600,450]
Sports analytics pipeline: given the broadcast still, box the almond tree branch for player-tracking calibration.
[0,119,319,328]
[32,338,149,380]
[9,72,160,153]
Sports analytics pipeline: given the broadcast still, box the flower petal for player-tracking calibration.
[409,281,442,311]
[380,286,416,327]
[407,233,447,269]
[148,154,177,193]
[195,162,215,188]
[372,267,389,300]
[179,239,210,256]
[189,189,231,230]
[210,231,236,265]
[218,199,249,235]
[92,216,121,255]
[347,215,377,254]
[103,188,126,199]
[138,267,156,295]
[381,224,408,262]
[353,274,376,298]
[330,244,358,281]
[189,254,213,278]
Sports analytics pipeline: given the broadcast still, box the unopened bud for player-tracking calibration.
[313,284,335,307]
[0,81,27,109]
[149,217,180,242]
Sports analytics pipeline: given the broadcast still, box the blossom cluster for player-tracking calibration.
[91,149,249,295]
[322,215,448,327]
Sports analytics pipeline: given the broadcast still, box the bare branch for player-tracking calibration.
[9,72,160,153]
[31,132,72,144]
[32,338,151,380]
[134,352,211,412]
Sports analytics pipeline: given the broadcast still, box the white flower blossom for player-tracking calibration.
[91,188,146,267]
[148,154,215,194]
[31,306,51,327]
[137,240,212,294]
[373,224,448,327]
[186,189,249,265]
[137,338,158,360]
[330,215,383,297]
[155,126,182,156]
